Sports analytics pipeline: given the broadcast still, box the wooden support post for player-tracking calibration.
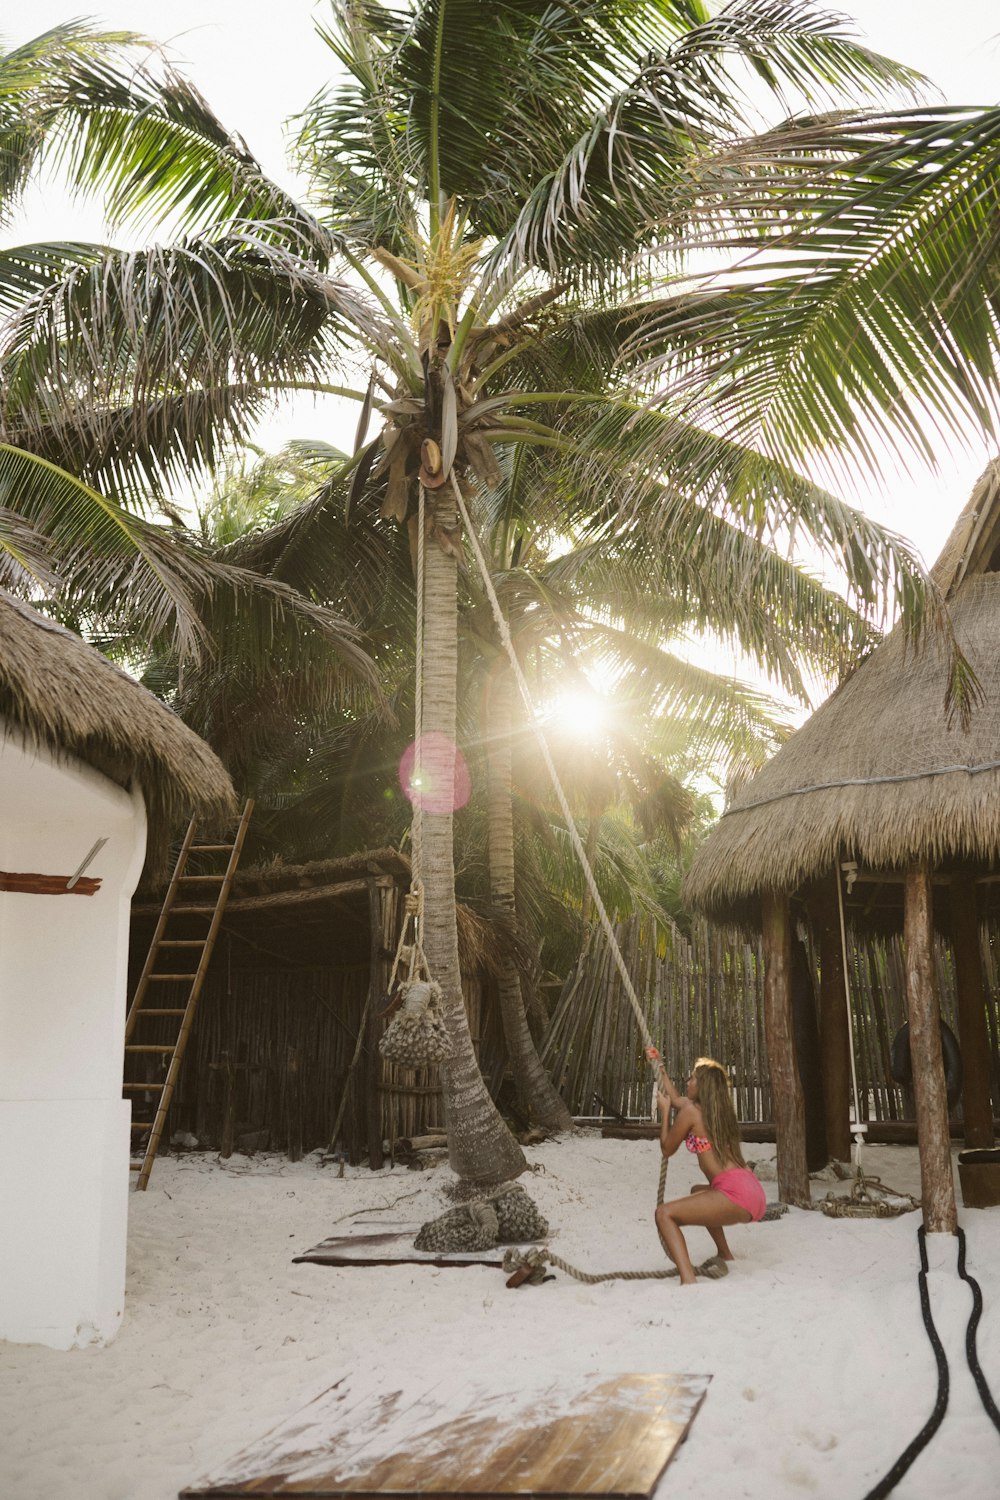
[761,890,810,1206]
[219,1051,235,1160]
[904,863,957,1234]
[812,875,852,1162]
[364,878,386,1171]
[951,872,995,1148]
[285,1045,303,1163]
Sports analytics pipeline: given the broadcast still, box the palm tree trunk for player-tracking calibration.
[486,666,574,1132]
[420,502,525,1186]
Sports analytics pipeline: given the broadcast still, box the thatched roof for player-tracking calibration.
[232,848,411,896]
[134,846,516,977]
[684,463,1000,926]
[0,591,235,861]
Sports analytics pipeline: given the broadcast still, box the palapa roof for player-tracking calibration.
[684,461,1000,926]
[0,590,235,861]
[231,848,411,897]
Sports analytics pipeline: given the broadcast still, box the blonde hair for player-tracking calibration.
[692,1057,746,1169]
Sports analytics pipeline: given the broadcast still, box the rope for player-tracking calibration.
[412,481,426,883]
[956,1226,1000,1433]
[817,1166,919,1219]
[863,1227,949,1499]
[449,474,660,1078]
[503,1138,673,1286]
[504,1244,730,1286]
[386,882,430,992]
[835,860,868,1165]
[720,758,1000,817]
[863,1225,1000,1498]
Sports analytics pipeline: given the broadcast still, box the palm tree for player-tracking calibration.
[1,3,952,1185]
[0,24,384,708]
[617,104,1000,586]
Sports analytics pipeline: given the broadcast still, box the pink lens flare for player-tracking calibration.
[399,733,471,814]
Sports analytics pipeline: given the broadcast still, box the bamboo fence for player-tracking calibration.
[541,917,999,1124]
[129,951,505,1159]
[131,909,1000,1154]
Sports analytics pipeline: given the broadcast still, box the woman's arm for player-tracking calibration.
[657,1094,696,1159]
[657,1069,685,1110]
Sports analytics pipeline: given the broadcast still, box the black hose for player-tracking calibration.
[956,1226,1000,1434]
[863,1226,950,1500]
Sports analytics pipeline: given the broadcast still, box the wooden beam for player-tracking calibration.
[904,863,958,1234]
[0,870,101,895]
[761,890,810,1206]
[132,879,368,917]
[950,872,995,1148]
[811,876,852,1161]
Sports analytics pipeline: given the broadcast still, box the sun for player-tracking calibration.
[547,688,610,741]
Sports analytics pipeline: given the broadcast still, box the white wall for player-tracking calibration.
[0,722,147,1349]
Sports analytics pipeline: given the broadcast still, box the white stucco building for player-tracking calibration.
[0,593,234,1350]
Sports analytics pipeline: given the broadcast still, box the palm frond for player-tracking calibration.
[544,518,876,702]
[41,49,331,258]
[0,23,141,223]
[0,236,390,502]
[567,400,932,627]
[623,106,1000,476]
[485,0,926,289]
[0,440,209,657]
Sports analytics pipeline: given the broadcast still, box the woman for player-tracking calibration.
[653,1056,765,1284]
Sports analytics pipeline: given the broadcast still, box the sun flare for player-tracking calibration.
[548,688,610,740]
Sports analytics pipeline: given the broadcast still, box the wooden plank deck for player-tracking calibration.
[180,1372,710,1499]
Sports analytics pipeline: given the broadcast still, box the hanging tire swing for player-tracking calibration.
[890,1020,964,1112]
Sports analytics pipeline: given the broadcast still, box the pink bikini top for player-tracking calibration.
[685,1132,713,1154]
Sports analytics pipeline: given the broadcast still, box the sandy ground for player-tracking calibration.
[2,1132,999,1500]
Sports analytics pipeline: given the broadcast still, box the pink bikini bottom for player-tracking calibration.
[709,1168,766,1222]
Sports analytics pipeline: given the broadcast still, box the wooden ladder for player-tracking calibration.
[124,799,254,1190]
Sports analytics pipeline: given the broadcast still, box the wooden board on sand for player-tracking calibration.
[291,1230,511,1269]
[181,1371,710,1499]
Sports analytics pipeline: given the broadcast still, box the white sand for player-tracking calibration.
[2,1133,998,1499]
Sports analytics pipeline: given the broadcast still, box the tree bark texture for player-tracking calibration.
[950,872,995,1147]
[904,863,958,1234]
[485,667,574,1132]
[761,890,810,1206]
[812,874,852,1161]
[420,510,526,1186]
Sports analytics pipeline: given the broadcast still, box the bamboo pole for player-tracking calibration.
[904,863,958,1235]
[761,891,810,1206]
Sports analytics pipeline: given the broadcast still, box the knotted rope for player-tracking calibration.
[414,1182,548,1253]
[502,1245,731,1287]
[817,1165,919,1219]
[378,880,453,1066]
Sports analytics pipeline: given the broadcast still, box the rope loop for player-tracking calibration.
[388,878,429,994]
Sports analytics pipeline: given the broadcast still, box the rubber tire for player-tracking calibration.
[890,1020,964,1111]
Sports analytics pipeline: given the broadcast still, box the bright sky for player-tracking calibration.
[6,0,1000,566]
